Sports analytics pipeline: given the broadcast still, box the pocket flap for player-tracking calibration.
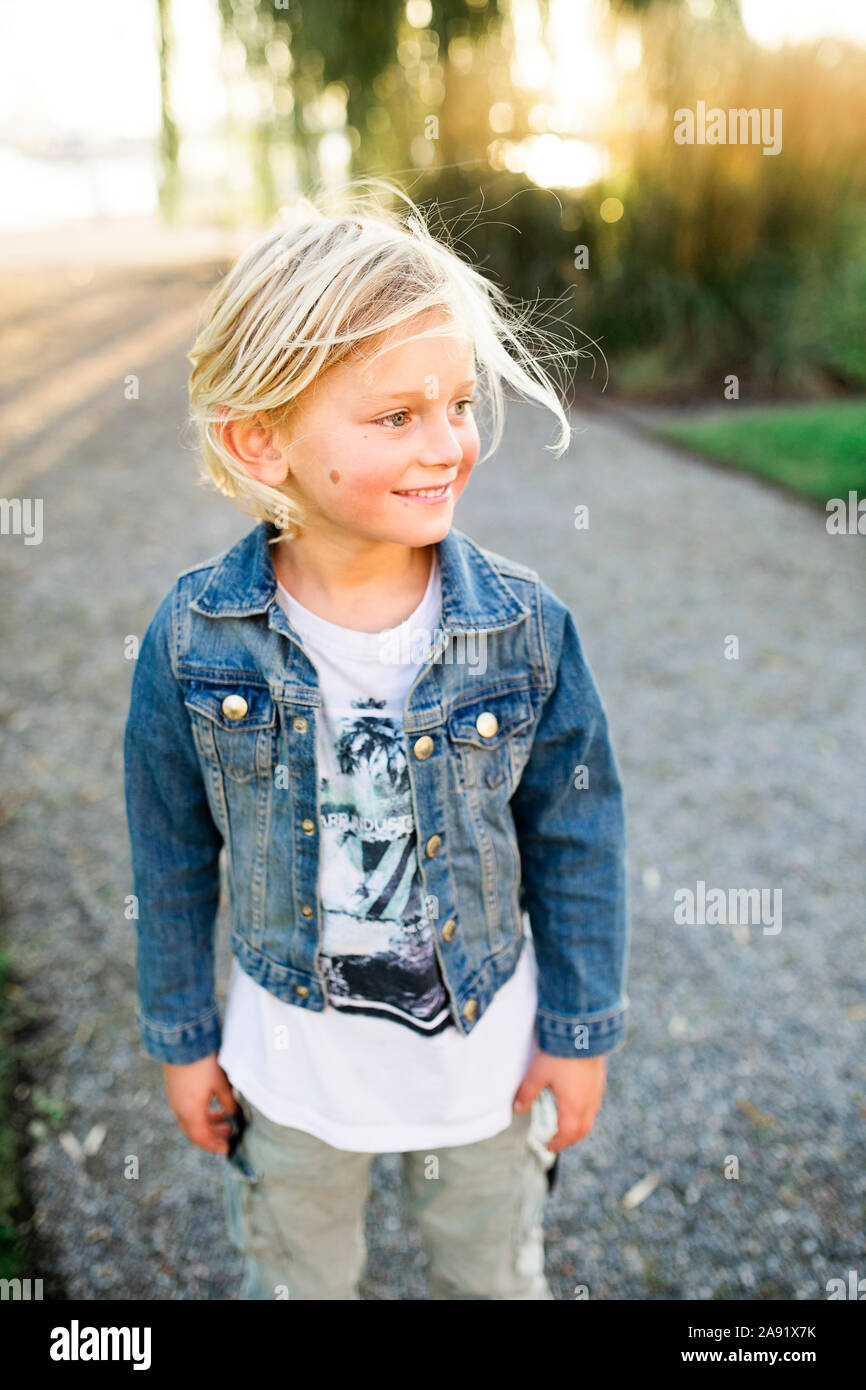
[184,682,276,731]
[447,687,534,748]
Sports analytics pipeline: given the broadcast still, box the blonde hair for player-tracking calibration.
[186,177,584,542]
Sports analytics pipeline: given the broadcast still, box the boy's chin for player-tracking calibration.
[393,511,455,546]
[351,502,457,548]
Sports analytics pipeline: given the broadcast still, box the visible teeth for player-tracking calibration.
[397,486,447,497]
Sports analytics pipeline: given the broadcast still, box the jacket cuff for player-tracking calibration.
[137,1005,222,1065]
[535,998,629,1059]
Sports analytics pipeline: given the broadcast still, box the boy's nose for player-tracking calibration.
[417,419,466,468]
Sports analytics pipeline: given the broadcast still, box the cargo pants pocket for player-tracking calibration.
[221,1091,374,1299]
[402,1091,559,1300]
[220,1094,291,1299]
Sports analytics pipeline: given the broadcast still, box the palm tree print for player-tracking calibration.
[316,698,451,1035]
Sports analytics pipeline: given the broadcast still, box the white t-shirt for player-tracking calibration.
[218,550,539,1153]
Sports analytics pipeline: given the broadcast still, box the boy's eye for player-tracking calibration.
[377,397,476,429]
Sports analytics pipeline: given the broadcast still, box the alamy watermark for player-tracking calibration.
[377,627,487,675]
[674,102,782,156]
[826,1269,866,1299]
[49,1320,151,1370]
[0,497,43,544]
[674,879,782,935]
[1,1277,43,1299]
[826,491,865,534]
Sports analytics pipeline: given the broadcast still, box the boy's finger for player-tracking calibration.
[213,1077,239,1114]
[546,1115,592,1152]
[190,1125,230,1153]
[546,1126,578,1153]
[512,1083,541,1112]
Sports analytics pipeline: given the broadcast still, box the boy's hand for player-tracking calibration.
[512,1047,606,1154]
[162,1054,238,1154]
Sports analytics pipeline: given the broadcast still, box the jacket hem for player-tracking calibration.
[535,999,629,1058]
[137,1006,222,1065]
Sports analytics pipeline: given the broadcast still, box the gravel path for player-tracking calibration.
[1,257,863,1300]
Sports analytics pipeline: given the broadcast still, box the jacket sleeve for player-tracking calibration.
[123,587,225,1064]
[510,589,630,1059]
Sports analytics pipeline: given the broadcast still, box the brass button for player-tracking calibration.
[441,917,457,942]
[413,735,434,761]
[475,711,498,739]
[292,716,308,733]
[301,818,316,835]
[294,984,309,998]
[425,833,442,858]
[222,694,248,721]
[463,998,478,1022]
[300,904,314,919]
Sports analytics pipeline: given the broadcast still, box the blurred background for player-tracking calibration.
[4,0,866,485]
[0,0,864,1302]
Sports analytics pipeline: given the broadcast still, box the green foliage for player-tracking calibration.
[428,0,505,39]
[790,219,866,389]
[203,0,866,406]
[29,1087,66,1127]
[155,0,180,220]
[655,401,866,501]
[410,6,866,402]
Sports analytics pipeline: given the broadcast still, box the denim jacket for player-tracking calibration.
[123,520,630,1066]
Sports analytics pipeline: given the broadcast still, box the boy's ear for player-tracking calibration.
[216,409,290,486]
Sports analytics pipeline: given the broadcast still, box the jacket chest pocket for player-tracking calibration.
[447,687,534,790]
[184,682,277,784]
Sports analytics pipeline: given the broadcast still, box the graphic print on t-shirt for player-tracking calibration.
[318,697,452,1036]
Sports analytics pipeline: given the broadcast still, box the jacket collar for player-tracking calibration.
[189,521,530,634]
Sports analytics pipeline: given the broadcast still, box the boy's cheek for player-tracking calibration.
[452,459,476,501]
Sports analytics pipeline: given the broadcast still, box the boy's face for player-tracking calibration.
[273,310,480,549]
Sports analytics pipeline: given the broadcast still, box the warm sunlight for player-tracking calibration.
[2,0,866,224]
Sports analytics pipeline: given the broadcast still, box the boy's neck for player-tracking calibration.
[271,533,435,632]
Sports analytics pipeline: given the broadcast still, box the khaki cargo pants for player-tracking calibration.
[222,1087,560,1300]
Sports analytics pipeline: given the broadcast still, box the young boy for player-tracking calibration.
[124,189,630,1300]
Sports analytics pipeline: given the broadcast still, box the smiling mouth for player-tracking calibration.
[392,482,454,499]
